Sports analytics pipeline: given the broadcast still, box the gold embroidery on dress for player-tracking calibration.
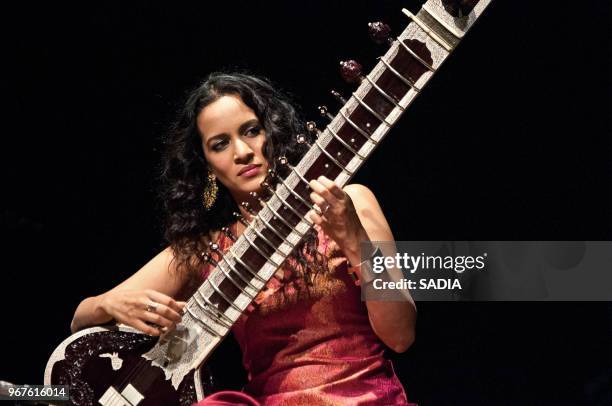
[255,234,350,316]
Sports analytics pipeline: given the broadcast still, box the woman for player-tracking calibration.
[71,72,417,405]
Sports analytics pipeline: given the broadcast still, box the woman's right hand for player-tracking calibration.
[98,289,187,336]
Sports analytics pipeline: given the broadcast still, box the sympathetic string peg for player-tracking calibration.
[200,250,216,265]
[368,21,393,45]
[277,156,288,166]
[204,244,220,266]
[296,133,311,146]
[318,105,334,121]
[240,201,257,216]
[261,168,276,191]
[233,211,250,227]
[251,191,268,208]
[331,90,348,105]
[339,60,363,84]
[306,121,320,134]
[221,226,237,242]
[248,192,263,211]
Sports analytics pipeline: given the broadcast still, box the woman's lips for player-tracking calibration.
[238,164,261,177]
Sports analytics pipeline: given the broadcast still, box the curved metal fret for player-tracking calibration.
[193,293,231,329]
[256,215,295,249]
[402,8,453,52]
[250,222,286,255]
[396,37,435,71]
[327,127,365,160]
[208,278,242,312]
[217,255,258,290]
[197,290,234,324]
[215,262,255,300]
[185,306,221,337]
[338,110,378,144]
[422,3,463,40]
[379,56,421,92]
[243,232,281,268]
[230,249,267,283]
[314,139,353,175]
[264,203,305,238]
[289,165,310,188]
[279,177,318,213]
[350,93,392,127]
[269,189,313,226]
[364,75,405,111]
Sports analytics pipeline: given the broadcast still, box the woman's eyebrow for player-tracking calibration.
[237,118,260,134]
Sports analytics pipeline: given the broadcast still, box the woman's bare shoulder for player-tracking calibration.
[343,183,394,240]
[343,184,380,211]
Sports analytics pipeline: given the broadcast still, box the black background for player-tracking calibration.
[1,1,610,404]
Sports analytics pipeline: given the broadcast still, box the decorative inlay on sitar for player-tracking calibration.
[45,1,493,404]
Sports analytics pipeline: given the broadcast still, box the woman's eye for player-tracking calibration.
[211,140,228,151]
[245,126,262,137]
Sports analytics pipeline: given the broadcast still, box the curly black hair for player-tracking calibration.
[160,72,324,286]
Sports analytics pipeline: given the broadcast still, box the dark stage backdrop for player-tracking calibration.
[1,1,610,404]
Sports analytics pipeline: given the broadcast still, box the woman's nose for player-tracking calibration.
[233,138,254,162]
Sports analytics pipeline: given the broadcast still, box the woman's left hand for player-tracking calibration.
[308,176,368,261]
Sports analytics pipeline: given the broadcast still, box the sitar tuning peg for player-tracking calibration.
[368,21,393,45]
[318,105,335,121]
[339,60,363,84]
[277,156,289,166]
[331,90,348,105]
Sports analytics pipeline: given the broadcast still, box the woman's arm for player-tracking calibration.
[308,178,416,353]
[71,247,189,335]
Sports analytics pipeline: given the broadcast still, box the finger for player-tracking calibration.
[176,301,187,314]
[309,193,331,217]
[141,298,183,324]
[317,176,345,200]
[309,191,327,208]
[132,319,161,336]
[141,309,175,329]
[145,290,184,314]
[308,209,324,225]
[308,179,339,206]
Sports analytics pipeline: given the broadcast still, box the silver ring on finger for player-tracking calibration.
[145,301,158,313]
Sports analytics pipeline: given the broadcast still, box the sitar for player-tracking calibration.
[45,1,492,404]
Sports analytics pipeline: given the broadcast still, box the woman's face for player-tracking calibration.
[197,94,269,203]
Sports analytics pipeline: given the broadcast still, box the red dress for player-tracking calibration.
[195,227,414,406]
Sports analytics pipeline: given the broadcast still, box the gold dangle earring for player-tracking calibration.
[203,170,218,210]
